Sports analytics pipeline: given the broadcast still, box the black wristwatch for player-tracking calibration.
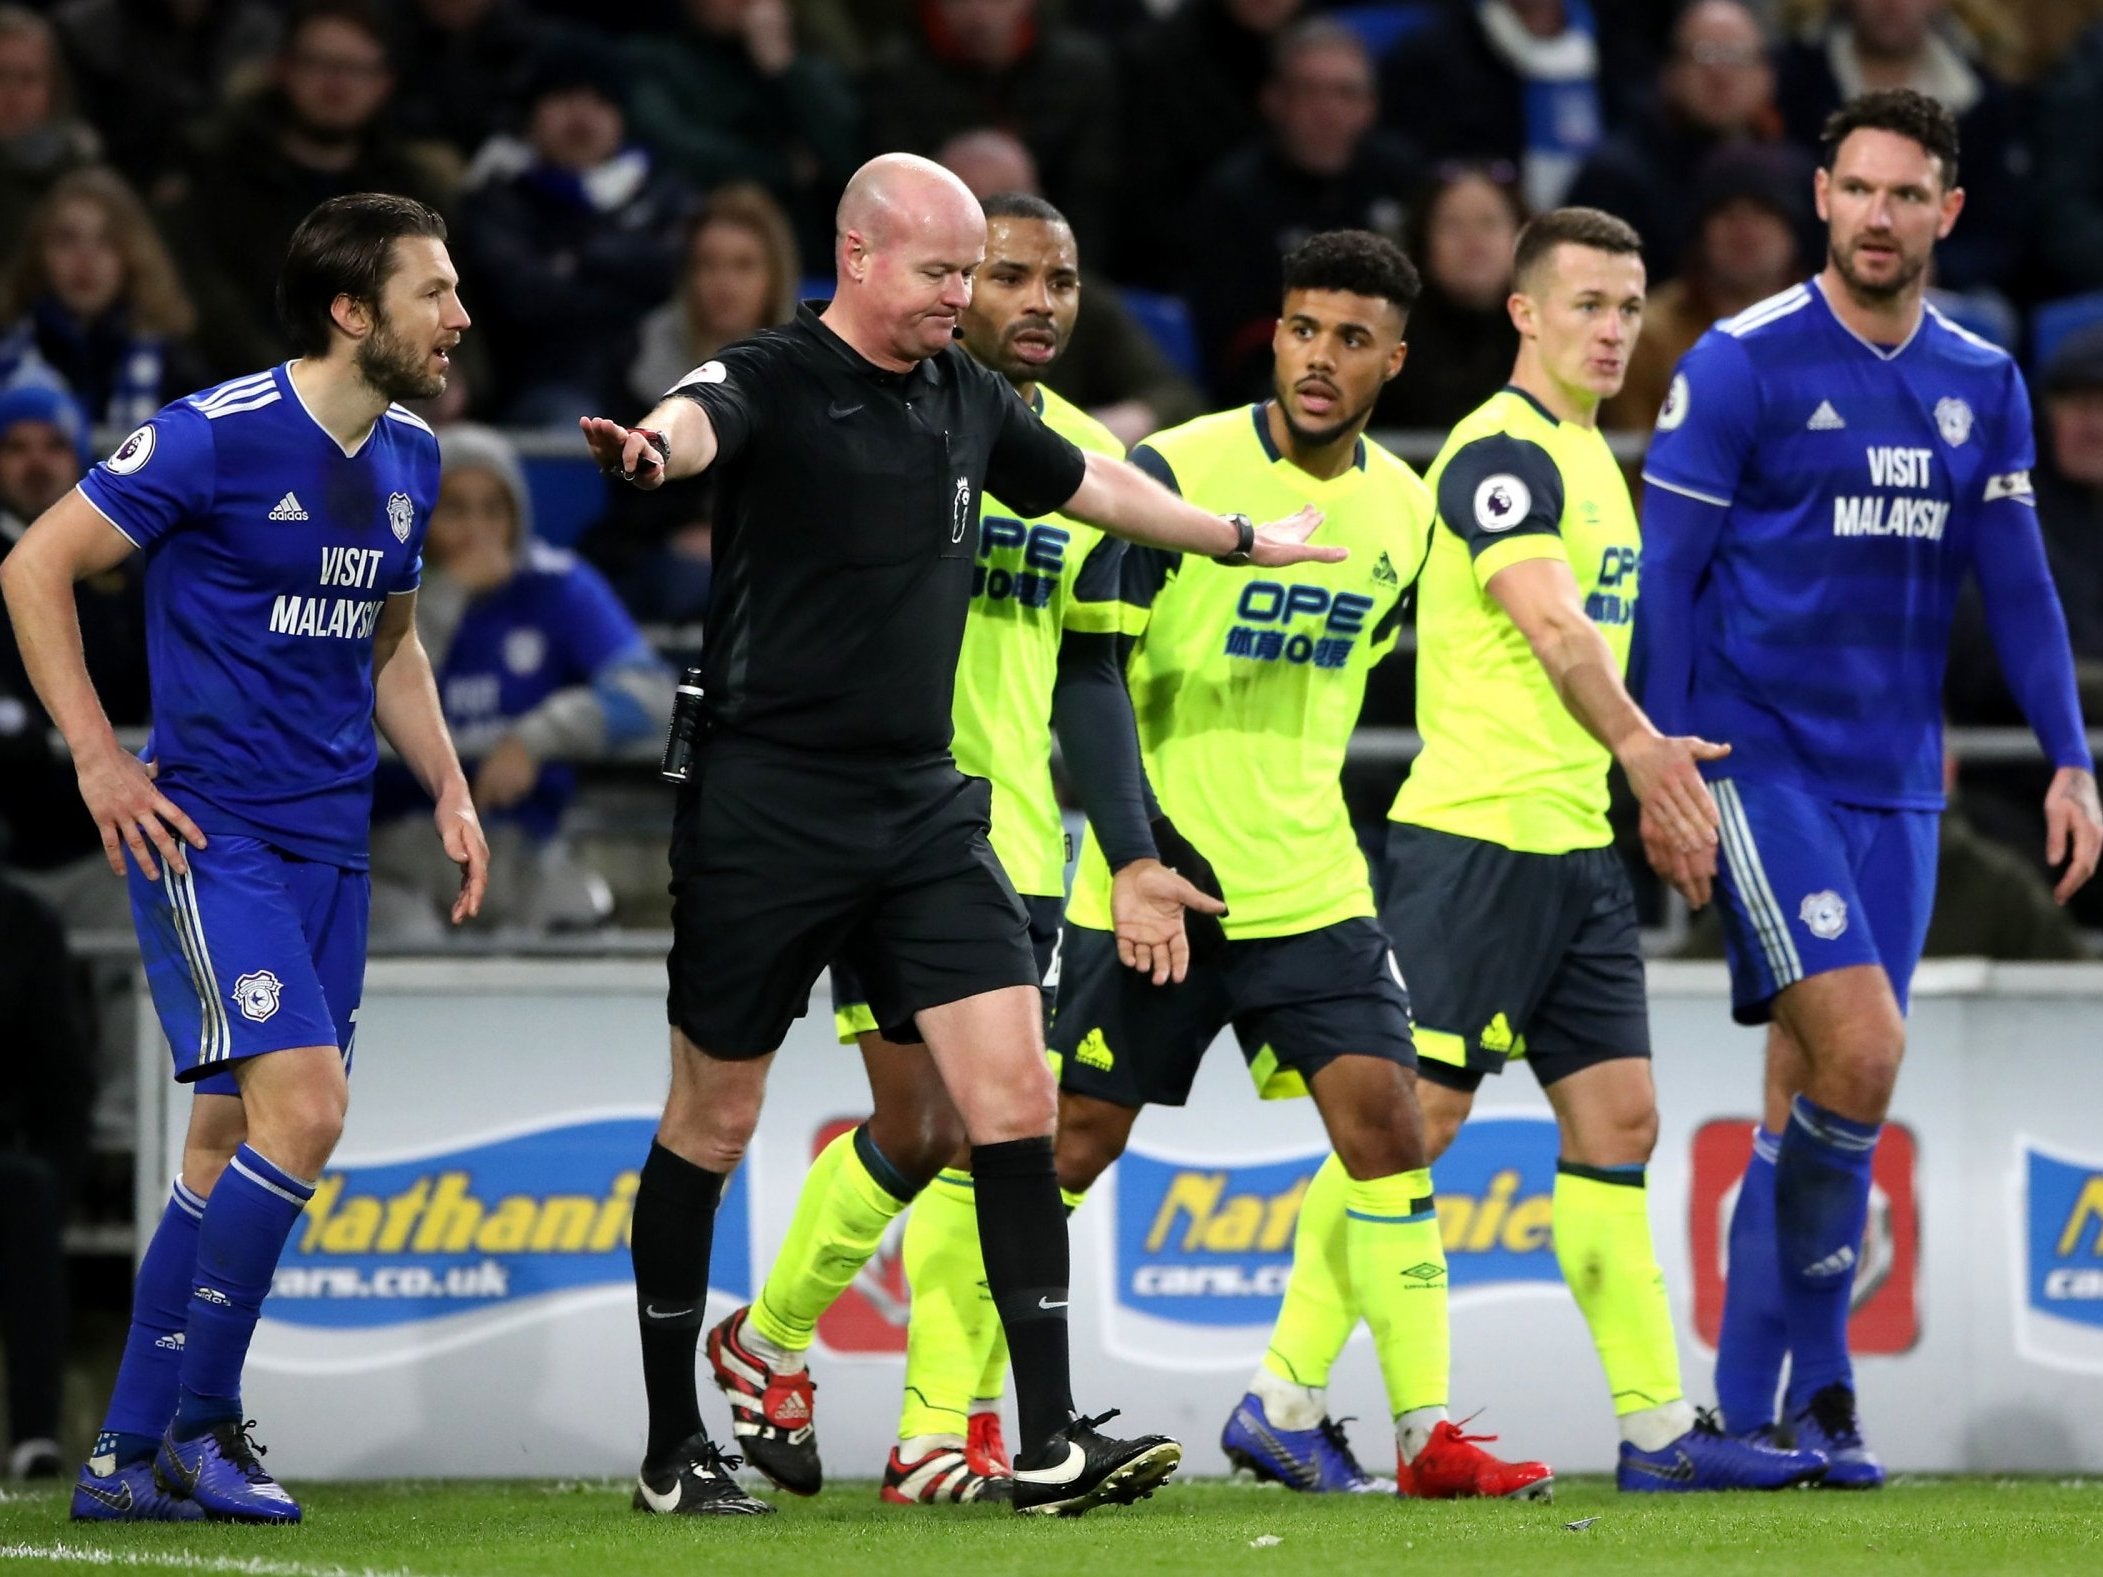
[1213,513,1257,566]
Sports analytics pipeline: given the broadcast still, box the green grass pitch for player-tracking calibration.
[5,1476,2101,1576]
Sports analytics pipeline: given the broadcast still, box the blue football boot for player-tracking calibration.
[1791,1383,1885,1489]
[1617,1410,1828,1492]
[1221,1394,1386,1493]
[155,1420,302,1523]
[70,1455,205,1522]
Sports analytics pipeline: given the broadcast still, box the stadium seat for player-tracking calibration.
[522,454,608,548]
[1329,2,1435,59]
[2033,291,2103,381]
[1118,287,1204,382]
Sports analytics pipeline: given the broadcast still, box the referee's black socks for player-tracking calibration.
[631,1141,725,1469]
[970,1135,1077,1461]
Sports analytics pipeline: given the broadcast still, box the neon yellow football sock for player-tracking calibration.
[897,1169,992,1442]
[1260,1153,1359,1391]
[748,1125,913,1354]
[1344,1167,1450,1418]
[1552,1164,1691,1430]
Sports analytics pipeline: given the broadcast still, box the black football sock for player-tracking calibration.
[971,1135,1076,1464]
[631,1141,724,1470]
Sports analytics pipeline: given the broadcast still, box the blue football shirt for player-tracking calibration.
[1642,278,2045,808]
[78,366,437,867]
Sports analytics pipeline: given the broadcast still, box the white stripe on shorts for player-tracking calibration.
[168,868,230,1064]
[1713,780,1803,987]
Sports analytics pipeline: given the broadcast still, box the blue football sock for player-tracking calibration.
[1714,1127,1788,1433]
[1774,1096,1878,1409]
[172,1147,315,1440]
[98,1177,207,1463]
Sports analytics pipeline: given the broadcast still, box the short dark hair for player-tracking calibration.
[1820,88,1960,188]
[1280,230,1421,317]
[1513,206,1643,289]
[276,192,447,357]
[980,192,1069,228]
[284,0,394,57]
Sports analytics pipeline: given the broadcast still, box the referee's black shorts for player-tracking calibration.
[667,734,1036,1058]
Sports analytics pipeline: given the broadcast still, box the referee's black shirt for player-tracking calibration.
[669,303,1088,757]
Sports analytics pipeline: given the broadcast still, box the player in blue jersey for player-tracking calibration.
[0,193,488,1524]
[1638,90,2103,1485]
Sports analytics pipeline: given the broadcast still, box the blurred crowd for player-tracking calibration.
[5,0,2103,943]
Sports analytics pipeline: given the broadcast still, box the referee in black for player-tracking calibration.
[582,153,1340,1519]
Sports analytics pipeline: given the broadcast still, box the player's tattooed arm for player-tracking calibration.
[2043,767,2103,905]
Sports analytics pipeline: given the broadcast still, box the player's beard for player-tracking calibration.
[356,311,446,402]
[1276,380,1374,452]
[1830,232,1928,303]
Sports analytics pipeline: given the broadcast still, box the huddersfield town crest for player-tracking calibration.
[1935,396,1973,447]
[387,491,414,542]
[233,969,284,1022]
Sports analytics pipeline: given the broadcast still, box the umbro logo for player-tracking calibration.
[268,491,309,521]
[1807,401,1846,431]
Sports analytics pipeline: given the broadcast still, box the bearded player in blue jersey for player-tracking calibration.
[1,194,488,1524]
[1638,90,2102,1485]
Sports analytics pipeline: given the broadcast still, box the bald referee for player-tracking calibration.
[581,153,1341,1519]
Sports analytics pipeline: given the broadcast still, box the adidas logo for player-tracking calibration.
[1372,550,1400,588]
[268,491,309,521]
[1803,1245,1857,1279]
[154,1332,185,1351]
[1480,1011,1520,1057]
[1807,401,1846,431]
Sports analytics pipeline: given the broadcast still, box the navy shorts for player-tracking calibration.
[1381,823,1651,1093]
[129,834,367,1093]
[833,893,1063,1044]
[1050,917,1415,1108]
[1710,778,1938,1025]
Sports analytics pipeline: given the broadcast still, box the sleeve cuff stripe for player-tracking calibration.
[77,486,143,547]
[1641,474,1731,508]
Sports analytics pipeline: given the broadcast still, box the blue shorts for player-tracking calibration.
[129,835,369,1094]
[1709,778,1938,1026]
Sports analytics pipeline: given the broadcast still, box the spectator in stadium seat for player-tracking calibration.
[936,126,1202,447]
[589,183,801,621]
[155,0,452,379]
[1774,0,2028,293]
[370,424,672,938]
[457,41,691,425]
[0,6,101,249]
[388,0,552,182]
[0,169,207,431]
[863,0,1119,255]
[1602,143,1809,431]
[1379,0,1652,215]
[1371,160,1523,434]
[51,0,280,194]
[625,0,860,270]
[0,384,149,932]
[1566,0,1812,283]
[1114,0,1304,286]
[1183,18,1420,403]
[2032,18,2103,293]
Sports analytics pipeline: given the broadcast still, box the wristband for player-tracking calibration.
[1213,513,1256,567]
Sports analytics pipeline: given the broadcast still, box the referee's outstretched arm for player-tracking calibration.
[580,403,715,488]
[1060,454,1344,569]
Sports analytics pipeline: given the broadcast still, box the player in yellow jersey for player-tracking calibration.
[702,194,1224,1505]
[1380,207,1825,1491]
[1050,230,1551,1501]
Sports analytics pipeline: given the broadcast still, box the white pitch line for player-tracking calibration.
[0,1543,420,1577]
